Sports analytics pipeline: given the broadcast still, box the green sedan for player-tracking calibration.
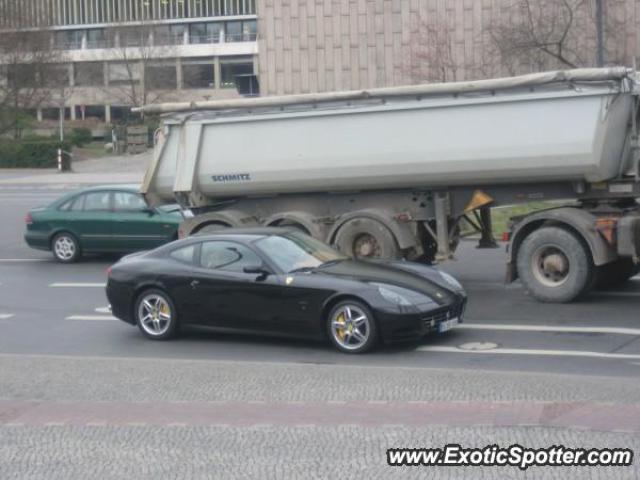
[24,185,184,263]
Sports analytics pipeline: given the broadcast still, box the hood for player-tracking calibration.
[316,259,461,305]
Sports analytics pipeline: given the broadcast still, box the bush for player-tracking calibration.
[0,139,72,168]
[70,128,93,147]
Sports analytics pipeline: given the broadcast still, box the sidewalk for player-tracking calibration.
[0,151,150,186]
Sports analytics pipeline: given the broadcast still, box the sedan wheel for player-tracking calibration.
[327,300,378,353]
[135,289,178,340]
[52,233,80,263]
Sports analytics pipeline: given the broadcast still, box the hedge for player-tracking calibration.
[70,128,92,147]
[0,139,72,168]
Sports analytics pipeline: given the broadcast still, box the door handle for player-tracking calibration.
[190,279,200,288]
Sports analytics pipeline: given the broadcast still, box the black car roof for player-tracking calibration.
[192,227,296,241]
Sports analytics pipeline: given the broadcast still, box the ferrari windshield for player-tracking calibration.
[254,232,349,273]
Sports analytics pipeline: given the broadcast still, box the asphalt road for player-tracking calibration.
[1,183,639,479]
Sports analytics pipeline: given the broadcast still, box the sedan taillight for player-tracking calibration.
[25,213,33,225]
[105,266,112,276]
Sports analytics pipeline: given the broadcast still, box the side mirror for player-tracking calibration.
[243,264,269,276]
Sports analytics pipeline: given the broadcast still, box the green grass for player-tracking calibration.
[74,141,111,159]
[462,201,575,238]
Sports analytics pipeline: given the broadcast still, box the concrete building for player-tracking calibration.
[1,0,259,124]
[3,0,640,125]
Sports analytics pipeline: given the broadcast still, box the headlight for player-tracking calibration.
[376,285,413,306]
[439,270,462,289]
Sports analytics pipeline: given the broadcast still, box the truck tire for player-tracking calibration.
[334,217,400,260]
[516,226,593,303]
[194,222,231,235]
[594,258,640,289]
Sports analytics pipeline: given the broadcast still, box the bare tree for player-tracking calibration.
[0,19,65,138]
[407,14,460,84]
[489,0,625,73]
[106,19,179,118]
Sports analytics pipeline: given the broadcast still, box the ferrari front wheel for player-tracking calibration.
[327,300,378,354]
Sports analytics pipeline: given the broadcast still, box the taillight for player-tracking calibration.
[178,228,184,239]
[502,231,510,242]
[25,213,33,225]
[105,266,112,276]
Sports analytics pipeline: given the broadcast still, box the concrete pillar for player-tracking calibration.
[176,58,183,90]
[105,105,111,124]
[214,57,221,89]
[68,64,75,87]
[103,61,109,86]
[37,109,43,122]
[70,105,77,120]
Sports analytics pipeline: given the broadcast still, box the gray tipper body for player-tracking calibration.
[140,67,639,208]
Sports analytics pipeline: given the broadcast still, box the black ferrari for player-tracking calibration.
[106,228,466,353]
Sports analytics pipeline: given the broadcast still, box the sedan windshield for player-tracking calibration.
[254,232,349,273]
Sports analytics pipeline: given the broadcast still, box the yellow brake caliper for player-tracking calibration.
[336,312,346,340]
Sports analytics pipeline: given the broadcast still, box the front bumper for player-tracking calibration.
[377,296,466,344]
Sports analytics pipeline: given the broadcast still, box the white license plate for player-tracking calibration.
[438,317,459,333]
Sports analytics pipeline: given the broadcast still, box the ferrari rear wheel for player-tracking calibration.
[134,289,178,340]
[327,300,378,354]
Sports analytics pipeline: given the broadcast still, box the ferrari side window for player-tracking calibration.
[200,241,261,273]
[170,245,196,264]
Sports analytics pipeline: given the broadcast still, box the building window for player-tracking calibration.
[146,62,177,90]
[220,57,254,88]
[86,29,109,49]
[108,62,140,86]
[189,22,223,44]
[44,65,70,88]
[242,20,257,41]
[223,20,257,42]
[182,58,215,89]
[54,30,83,50]
[74,62,104,87]
[154,25,185,46]
[75,105,106,122]
[119,28,149,47]
[7,64,39,88]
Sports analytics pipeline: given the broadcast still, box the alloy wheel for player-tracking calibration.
[330,304,370,351]
[53,235,77,261]
[137,293,172,336]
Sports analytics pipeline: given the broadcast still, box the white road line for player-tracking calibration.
[0,314,14,320]
[459,323,640,336]
[50,283,106,288]
[0,259,46,263]
[66,315,117,321]
[417,345,640,361]
[590,291,640,298]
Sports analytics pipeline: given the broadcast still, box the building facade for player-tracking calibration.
[1,0,259,124]
[3,0,640,125]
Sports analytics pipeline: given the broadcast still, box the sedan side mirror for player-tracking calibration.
[243,264,270,276]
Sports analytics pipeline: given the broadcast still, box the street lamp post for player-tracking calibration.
[596,0,605,67]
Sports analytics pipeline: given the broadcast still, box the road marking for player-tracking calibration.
[66,315,117,321]
[417,345,640,361]
[0,314,14,320]
[0,259,46,263]
[95,306,112,314]
[591,290,640,297]
[50,282,106,288]
[459,323,640,336]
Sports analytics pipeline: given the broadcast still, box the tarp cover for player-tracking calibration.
[134,67,633,115]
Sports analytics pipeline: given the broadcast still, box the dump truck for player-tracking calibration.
[137,67,640,303]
